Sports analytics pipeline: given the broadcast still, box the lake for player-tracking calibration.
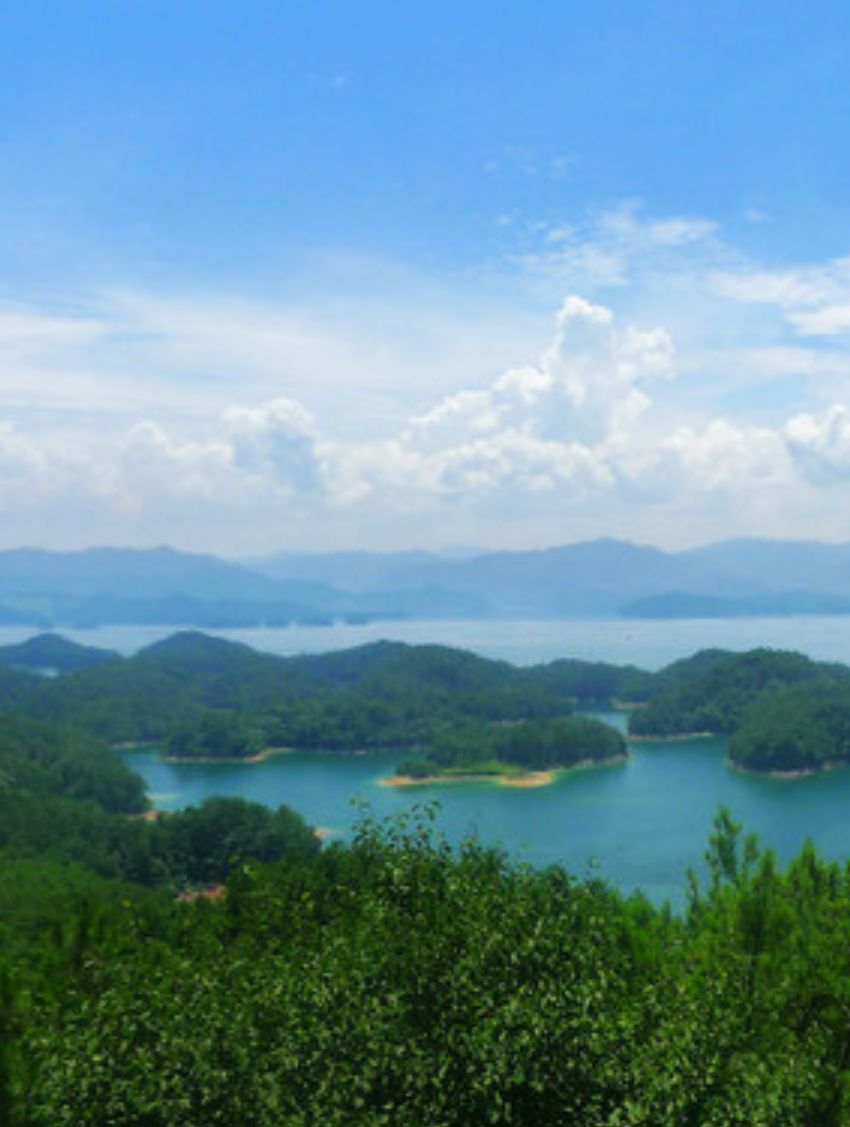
[29,613,850,907]
[123,705,850,909]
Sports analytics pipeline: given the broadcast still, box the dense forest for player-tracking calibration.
[396,715,625,779]
[0,709,318,888]
[7,633,850,1119]
[4,631,850,774]
[7,790,850,1123]
[628,648,850,773]
[0,633,648,766]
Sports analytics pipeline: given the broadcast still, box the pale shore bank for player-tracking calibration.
[628,731,716,744]
[380,754,627,790]
[728,758,849,780]
[161,746,294,765]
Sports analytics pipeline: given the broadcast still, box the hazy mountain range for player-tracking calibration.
[2,538,850,626]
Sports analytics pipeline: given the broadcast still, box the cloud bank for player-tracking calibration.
[5,208,850,551]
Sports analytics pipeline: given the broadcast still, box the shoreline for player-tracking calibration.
[728,757,850,780]
[628,731,716,744]
[380,753,627,790]
[161,746,294,765]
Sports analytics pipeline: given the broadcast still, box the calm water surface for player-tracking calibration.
[123,708,850,908]
[18,614,849,907]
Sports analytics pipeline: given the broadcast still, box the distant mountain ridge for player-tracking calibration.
[249,537,850,619]
[3,537,850,624]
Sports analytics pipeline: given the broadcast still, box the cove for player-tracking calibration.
[123,708,850,907]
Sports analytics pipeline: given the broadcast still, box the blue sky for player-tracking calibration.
[4,1,850,551]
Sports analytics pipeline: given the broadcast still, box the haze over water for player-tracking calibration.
[7,612,850,669]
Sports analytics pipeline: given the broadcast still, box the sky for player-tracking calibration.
[5,1,850,554]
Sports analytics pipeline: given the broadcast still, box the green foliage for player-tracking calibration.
[0,707,317,892]
[166,709,264,760]
[159,797,320,886]
[629,647,849,741]
[411,714,626,776]
[626,645,850,774]
[0,711,147,813]
[11,809,850,1125]
[0,633,119,674]
[12,633,850,1118]
[729,681,850,772]
[0,631,652,755]
[527,657,654,703]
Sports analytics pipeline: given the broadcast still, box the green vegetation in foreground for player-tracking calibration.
[0,709,319,890]
[6,668,850,1121]
[396,715,625,781]
[8,804,850,1124]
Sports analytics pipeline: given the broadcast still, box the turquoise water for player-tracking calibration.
[123,709,850,908]
[64,614,850,905]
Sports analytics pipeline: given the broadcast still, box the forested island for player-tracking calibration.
[628,647,850,774]
[1,631,850,776]
[0,631,650,782]
[392,715,625,785]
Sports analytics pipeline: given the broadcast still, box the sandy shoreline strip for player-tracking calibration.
[380,770,554,789]
[728,757,849,780]
[161,746,294,764]
[380,754,627,790]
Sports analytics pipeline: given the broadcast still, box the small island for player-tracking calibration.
[384,715,627,788]
[627,648,850,776]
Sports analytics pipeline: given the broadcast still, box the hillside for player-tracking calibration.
[8,537,850,624]
[250,536,850,620]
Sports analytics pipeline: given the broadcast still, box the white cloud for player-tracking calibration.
[712,256,850,339]
[222,398,325,494]
[784,405,850,483]
[661,420,791,491]
[483,145,577,181]
[0,284,827,548]
[514,201,722,295]
[396,294,672,495]
[8,203,850,550]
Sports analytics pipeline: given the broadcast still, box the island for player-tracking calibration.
[5,630,850,776]
[627,647,850,775]
[385,715,627,787]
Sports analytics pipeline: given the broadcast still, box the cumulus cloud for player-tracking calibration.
[0,287,833,549]
[661,420,791,491]
[784,405,850,483]
[396,294,675,501]
[222,399,326,494]
[8,200,850,550]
